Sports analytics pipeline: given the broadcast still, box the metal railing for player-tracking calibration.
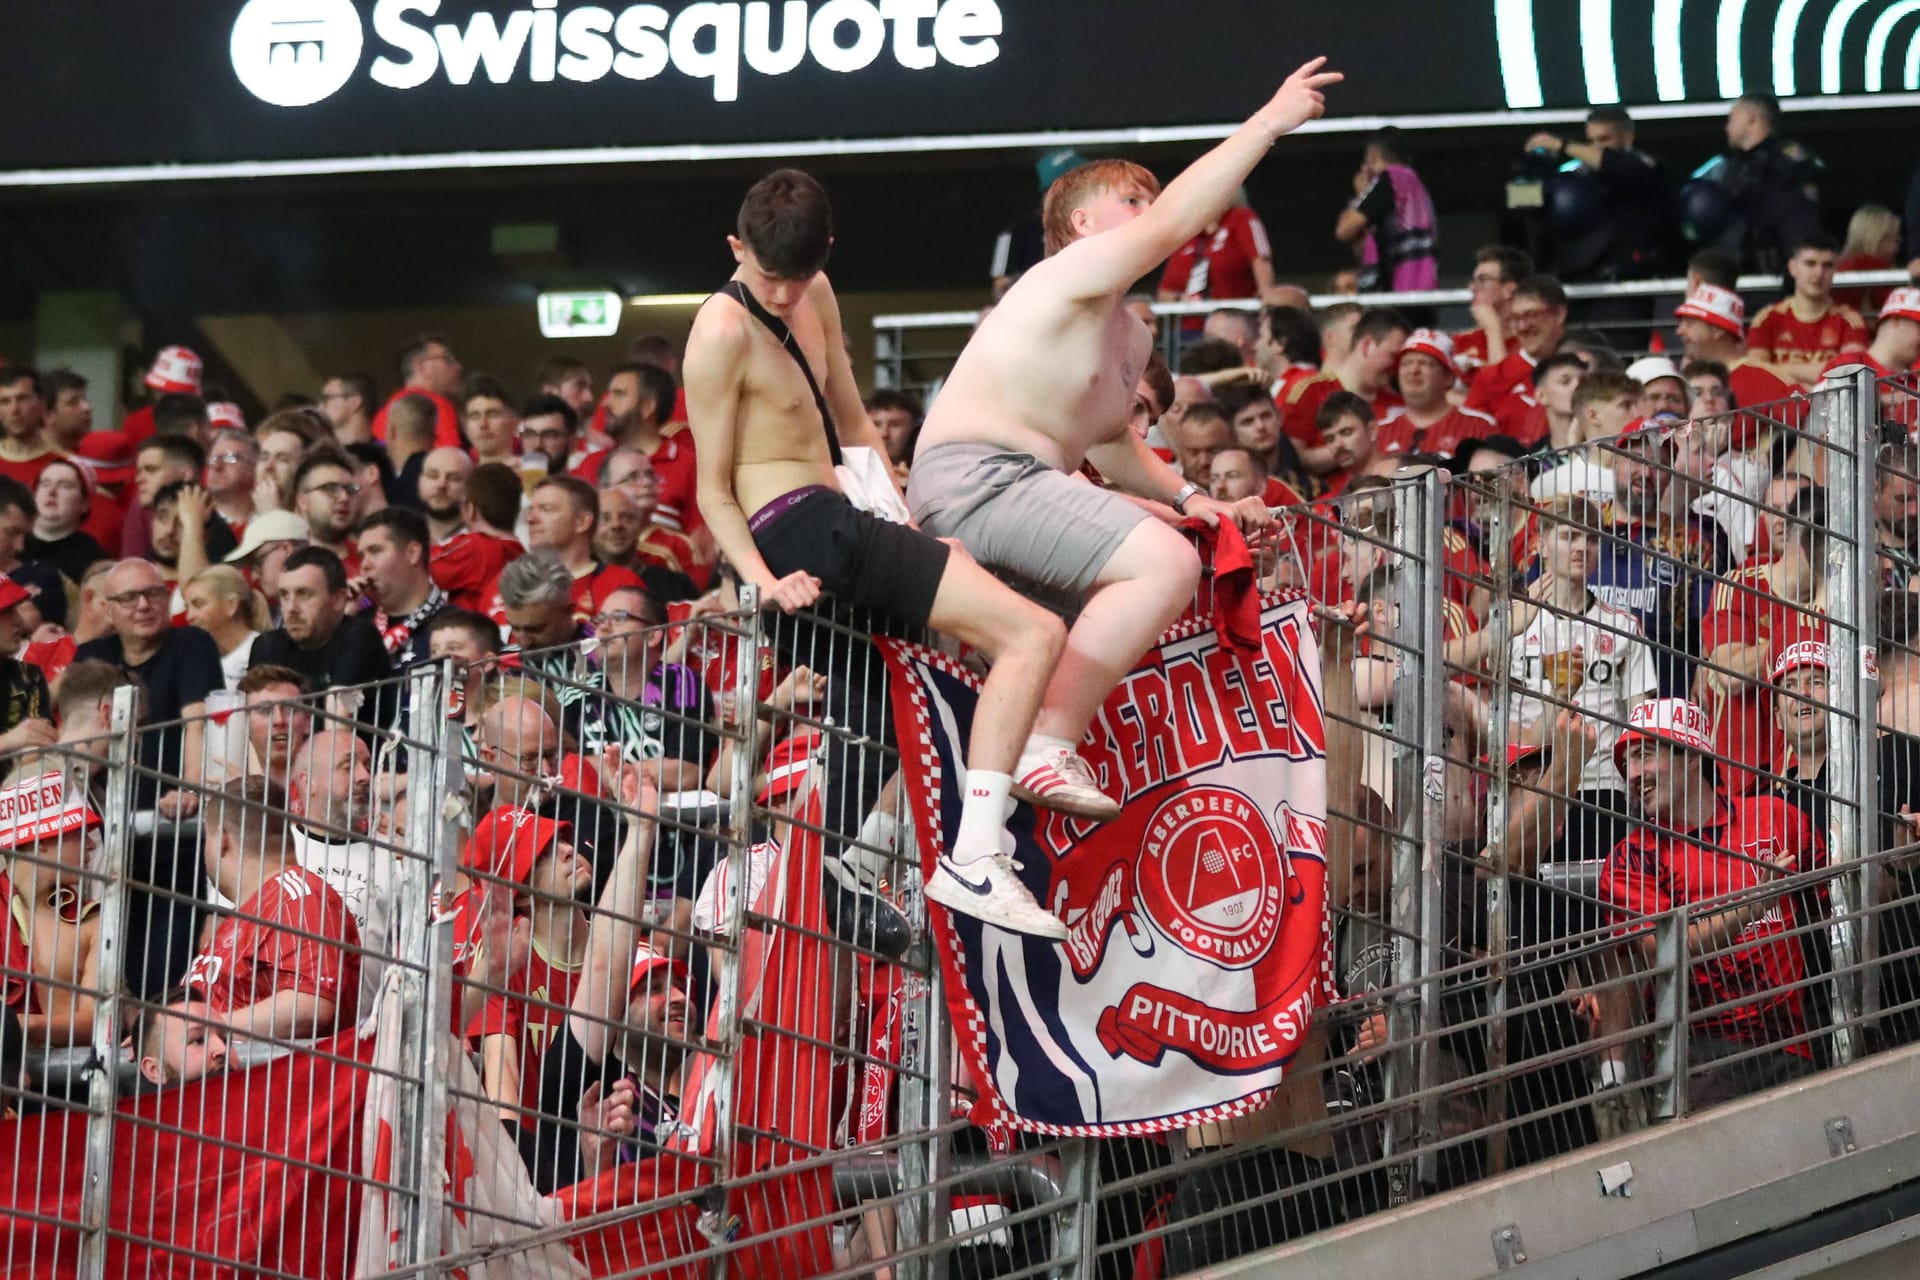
[4,365,1920,1277]
[872,268,1915,402]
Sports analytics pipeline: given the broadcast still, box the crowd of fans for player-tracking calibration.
[1,107,1919,1275]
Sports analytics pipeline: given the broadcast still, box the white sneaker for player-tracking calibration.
[925,853,1067,940]
[1012,745,1121,822]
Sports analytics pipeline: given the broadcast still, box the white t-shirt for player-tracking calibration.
[220,633,259,692]
[291,823,394,1016]
[1508,595,1657,794]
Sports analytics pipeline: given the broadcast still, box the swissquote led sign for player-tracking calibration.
[4,0,1919,182]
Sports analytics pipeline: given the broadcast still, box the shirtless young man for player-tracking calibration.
[684,170,1070,942]
[907,60,1339,792]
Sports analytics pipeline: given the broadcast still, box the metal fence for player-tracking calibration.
[4,367,1920,1277]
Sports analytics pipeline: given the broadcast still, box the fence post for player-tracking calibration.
[76,686,140,1279]
[390,662,458,1270]
[701,587,763,1279]
[1478,471,1519,1171]
[1816,368,1879,1064]
[1385,468,1448,1197]
[1649,906,1690,1120]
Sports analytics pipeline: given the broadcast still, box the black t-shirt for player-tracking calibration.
[75,626,224,806]
[24,530,106,585]
[250,614,396,729]
[0,658,51,734]
[520,1018,656,1195]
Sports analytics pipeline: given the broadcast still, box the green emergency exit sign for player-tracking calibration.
[537,291,622,339]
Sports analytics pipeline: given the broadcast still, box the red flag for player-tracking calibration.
[668,770,841,1276]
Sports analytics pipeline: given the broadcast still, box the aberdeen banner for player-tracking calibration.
[879,591,1330,1137]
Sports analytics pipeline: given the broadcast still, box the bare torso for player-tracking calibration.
[919,257,1154,471]
[701,290,844,519]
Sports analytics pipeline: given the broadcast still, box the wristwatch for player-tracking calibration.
[1172,482,1203,514]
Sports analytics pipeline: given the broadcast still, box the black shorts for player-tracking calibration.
[753,487,950,628]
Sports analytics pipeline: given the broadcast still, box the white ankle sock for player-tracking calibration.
[1022,733,1075,760]
[952,770,1013,866]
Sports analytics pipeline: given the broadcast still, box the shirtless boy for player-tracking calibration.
[907,60,1338,796]
[685,170,1070,941]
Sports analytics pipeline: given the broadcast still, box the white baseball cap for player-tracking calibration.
[145,345,203,395]
[1399,328,1458,378]
[1674,285,1746,339]
[1626,355,1685,388]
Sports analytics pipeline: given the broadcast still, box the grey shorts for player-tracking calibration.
[906,442,1151,596]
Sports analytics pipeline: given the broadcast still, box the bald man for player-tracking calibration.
[418,445,474,542]
[289,728,388,1012]
[479,694,628,892]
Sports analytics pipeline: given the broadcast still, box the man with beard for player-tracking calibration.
[354,508,447,671]
[422,450,524,613]
[592,363,700,537]
[290,449,362,575]
[1874,448,1920,590]
[478,694,624,891]
[1599,698,1826,1105]
[250,548,395,730]
[1589,422,1731,698]
[289,728,389,1013]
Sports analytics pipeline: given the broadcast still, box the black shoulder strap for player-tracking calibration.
[718,280,841,466]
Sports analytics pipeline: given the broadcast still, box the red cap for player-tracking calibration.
[1613,698,1714,769]
[463,806,570,886]
[1399,328,1458,379]
[1674,285,1746,339]
[1613,417,1673,449]
[628,941,691,992]
[145,346,203,395]
[0,572,30,615]
[758,731,820,805]
[76,431,135,485]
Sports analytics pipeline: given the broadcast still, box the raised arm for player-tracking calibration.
[1039,59,1342,301]
[567,781,657,1064]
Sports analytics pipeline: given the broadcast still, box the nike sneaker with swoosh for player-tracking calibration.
[925,852,1067,940]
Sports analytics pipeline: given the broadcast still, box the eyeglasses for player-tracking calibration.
[208,452,253,466]
[518,426,571,442]
[106,586,170,607]
[592,609,646,629]
[302,481,361,499]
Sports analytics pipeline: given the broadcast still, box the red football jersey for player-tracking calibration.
[184,867,361,1020]
[1449,327,1514,377]
[1280,372,1403,449]
[371,387,463,450]
[76,489,126,557]
[1158,206,1272,302]
[432,529,525,613]
[1464,349,1539,417]
[1821,352,1920,432]
[1375,405,1495,459]
[1747,300,1869,376]
[634,524,699,580]
[1697,565,1826,794]
[0,448,58,490]
[668,600,782,702]
[1601,796,1824,1052]
[455,896,583,1122]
